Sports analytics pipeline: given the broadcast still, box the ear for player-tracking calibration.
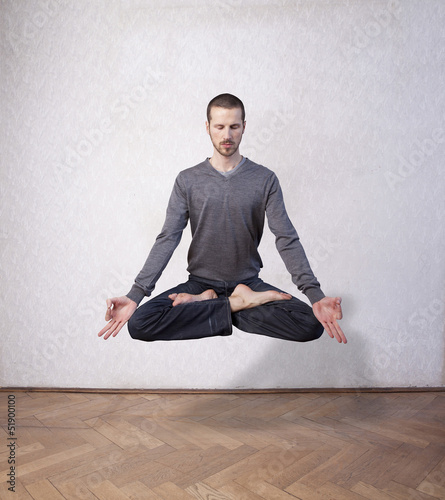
[205,121,210,135]
[242,121,246,134]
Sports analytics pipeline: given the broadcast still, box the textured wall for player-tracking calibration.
[1,0,444,389]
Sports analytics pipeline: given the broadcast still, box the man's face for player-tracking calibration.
[206,106,246,158]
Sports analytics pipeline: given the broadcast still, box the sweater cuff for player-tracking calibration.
[305,287,326,306]
[126,284,146,306]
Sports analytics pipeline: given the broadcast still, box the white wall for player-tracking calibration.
[1,0,444,389]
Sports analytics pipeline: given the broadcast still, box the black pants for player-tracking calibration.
[128,275,324,343]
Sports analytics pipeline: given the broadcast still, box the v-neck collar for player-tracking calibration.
[205,157,247,179]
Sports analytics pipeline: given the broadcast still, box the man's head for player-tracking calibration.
[206,94,246,159]
[206,93,245,124]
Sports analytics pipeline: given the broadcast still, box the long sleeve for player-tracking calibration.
[126,160,325,305]
[126,176,189,304]
[265,174,325,305]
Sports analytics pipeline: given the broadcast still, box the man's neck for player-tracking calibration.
[209,152,243,173]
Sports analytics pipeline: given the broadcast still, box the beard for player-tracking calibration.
[209,133,241,157]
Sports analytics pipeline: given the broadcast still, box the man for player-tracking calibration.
[98,94,346,344]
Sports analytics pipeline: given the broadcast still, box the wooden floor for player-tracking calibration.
[0,391,444,499]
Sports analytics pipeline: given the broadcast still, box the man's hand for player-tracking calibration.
[98,296,137,340]
[313,296,346,344]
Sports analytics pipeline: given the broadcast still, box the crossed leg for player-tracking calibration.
[128,277,323,343]
[169,283,292,312]
[169,289,218,306]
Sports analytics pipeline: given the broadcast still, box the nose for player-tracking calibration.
[223,127,233,141]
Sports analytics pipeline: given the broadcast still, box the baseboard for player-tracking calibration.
[1,386,444,394]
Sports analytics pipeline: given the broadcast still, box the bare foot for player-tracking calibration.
[229,284,292,312]
[169,289,218,307]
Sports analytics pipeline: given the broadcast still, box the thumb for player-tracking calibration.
[105,298,113,321]
[335,297,343,319]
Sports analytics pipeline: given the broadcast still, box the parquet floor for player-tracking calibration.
[0,391,444,499]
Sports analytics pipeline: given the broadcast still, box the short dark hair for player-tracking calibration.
[207,93,245,123]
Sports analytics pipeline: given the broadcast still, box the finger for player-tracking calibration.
[112,324,123,337]
[103,327,115,340]
[335,322,347,344]
[334,297,343,320]
[98,329,106,337]
[322,319,344,344]
[98,318,119,338]
[331,320,347,344]
[322,322,335,339]
[105,299,113,321]
[98,322,112,337]
[103,321,122,340]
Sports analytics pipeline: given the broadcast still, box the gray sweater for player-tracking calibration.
[127,158,325,305]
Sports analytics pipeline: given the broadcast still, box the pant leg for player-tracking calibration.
[231,278,324,342]
[127,278,232,342]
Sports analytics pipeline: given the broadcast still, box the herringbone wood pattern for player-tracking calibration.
[1,391,444,499]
